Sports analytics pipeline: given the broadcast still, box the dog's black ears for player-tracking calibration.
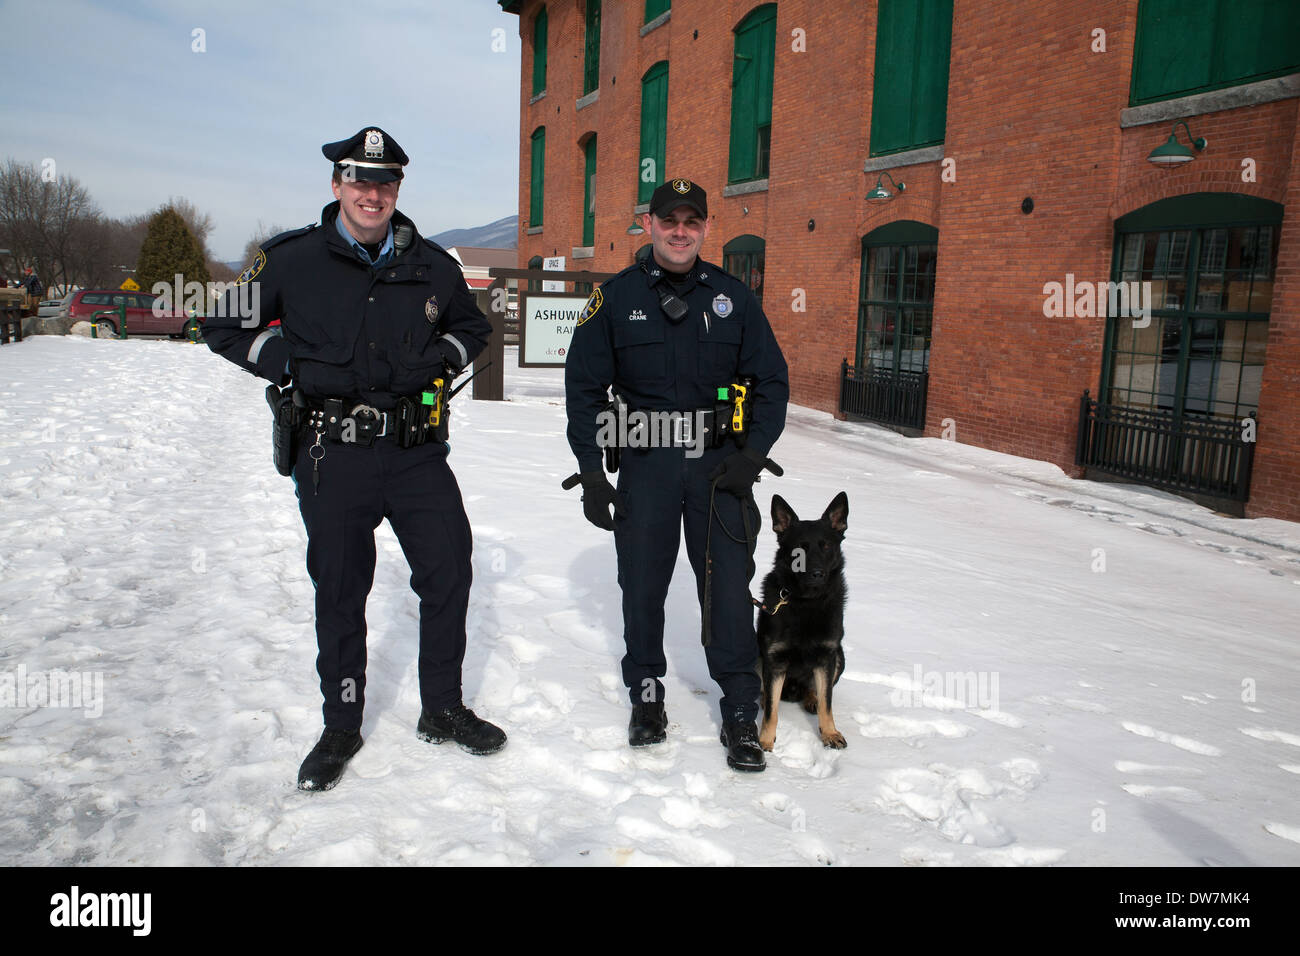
[771,494,798,534]
[822,492,849,533]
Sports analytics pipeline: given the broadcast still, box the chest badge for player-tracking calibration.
[711,293,733,318]
[425,296,439,323]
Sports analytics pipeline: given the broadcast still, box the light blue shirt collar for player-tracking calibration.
[335,215,395,267]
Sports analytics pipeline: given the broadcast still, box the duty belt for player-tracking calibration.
[303,397,438,448]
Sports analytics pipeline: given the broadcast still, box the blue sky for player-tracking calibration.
[0,0,521,261]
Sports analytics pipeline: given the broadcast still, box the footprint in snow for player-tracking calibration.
[1120,721,1222,756]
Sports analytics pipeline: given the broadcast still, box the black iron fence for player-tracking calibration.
[1075,391,1256,502]
[839,359,928,431]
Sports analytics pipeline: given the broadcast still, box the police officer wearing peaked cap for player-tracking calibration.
[565,178,790,772]
[202,127,506,792]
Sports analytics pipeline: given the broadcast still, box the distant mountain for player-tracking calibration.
[427,215,517,250]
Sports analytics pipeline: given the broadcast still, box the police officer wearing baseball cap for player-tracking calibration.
[565,178,789,772]
[202,127,505,791]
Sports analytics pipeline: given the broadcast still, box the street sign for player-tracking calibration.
[120,277,140,291]
[542,256,565,292]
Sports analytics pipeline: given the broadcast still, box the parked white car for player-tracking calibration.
[37,298,66,317]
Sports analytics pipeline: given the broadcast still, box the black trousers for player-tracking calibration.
[293,438,472,730]
[614,444,761,722]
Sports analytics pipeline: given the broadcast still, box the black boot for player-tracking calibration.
[629,701,667,747]
[720,719,766,772]
[297,728,363,791]
[418,704,507,755]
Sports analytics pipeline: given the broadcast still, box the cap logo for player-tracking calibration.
[364,130,384,159]
[672,179,691,194]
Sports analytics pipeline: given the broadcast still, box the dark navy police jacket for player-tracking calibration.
[203,202,491,409]
[566,255,789,474]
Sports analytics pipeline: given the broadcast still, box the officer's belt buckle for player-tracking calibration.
[349,403,387,439]
[672,412,693,447]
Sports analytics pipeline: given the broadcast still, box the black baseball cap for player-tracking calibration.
[322,127,408,182]
[649,178,707,218]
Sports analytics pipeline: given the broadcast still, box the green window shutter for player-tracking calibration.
[583,136,597,247]
[638,62,669,203]
[584,0,601,96]
[645,0,670,24]
[532,8,548,96]
[869,0,953,156]
[530,127,545,227]
[1131,0,1300,105]
[728,4,777,184]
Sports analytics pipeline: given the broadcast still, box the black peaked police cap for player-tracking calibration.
[322,127,409,182]
[649,178,708,219]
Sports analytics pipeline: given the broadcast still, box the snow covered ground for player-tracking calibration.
[1,334,1298,866]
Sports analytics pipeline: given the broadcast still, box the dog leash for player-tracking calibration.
[751,588,790,616]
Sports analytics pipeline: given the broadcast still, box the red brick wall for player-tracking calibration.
[504,0,1300,520]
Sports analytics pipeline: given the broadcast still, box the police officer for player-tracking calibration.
[203,127,506,792]
[565,178,789,772]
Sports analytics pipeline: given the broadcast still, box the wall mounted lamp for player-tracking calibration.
[866,171,905,202]
[1147,121,1207,165]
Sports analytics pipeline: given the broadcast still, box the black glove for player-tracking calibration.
[708,446,767,497]
[579,471,624,531]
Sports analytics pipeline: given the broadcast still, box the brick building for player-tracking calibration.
[495,0,1300,521]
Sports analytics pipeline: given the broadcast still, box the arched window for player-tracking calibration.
[857,220,937,374]
[723,234,765,303]
[1104,192,1282,422]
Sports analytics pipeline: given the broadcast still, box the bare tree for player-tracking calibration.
[240,220,287,272]
[0,158,100,292]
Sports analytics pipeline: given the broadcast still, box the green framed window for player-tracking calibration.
[856,221,937,373]
[728,4,777,184]
[1130,0,1300,106]
[723,235,765,303]
[529,127,545,228]
[531,7,548,96]
[1103,193,1282,422]
[582,135,597,247]
[638,62,669,204]
[645,0,670,23]
[869,0,952,157]
[583,0,601,96]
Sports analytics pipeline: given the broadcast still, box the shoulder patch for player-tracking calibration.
[576,288,604,327]
[234,248,266,286]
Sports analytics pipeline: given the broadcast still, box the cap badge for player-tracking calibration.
[425,296,439,323]
[712,293,733,318]
[672,179,691,194]
[364,130,384,159]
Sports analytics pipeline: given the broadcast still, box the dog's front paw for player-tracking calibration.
[820,731,847,749]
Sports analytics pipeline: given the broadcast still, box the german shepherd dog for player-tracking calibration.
[756,492,849,752]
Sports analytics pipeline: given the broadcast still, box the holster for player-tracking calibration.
[604,392,625,474]
[265,384,304,477]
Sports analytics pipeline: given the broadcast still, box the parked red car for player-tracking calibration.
[65,290,192,337]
